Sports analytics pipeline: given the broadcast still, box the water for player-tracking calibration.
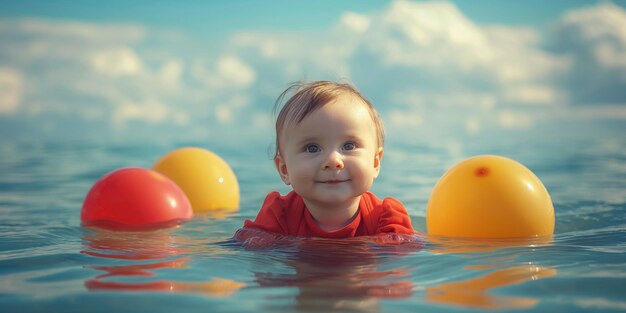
[1,130,625,313]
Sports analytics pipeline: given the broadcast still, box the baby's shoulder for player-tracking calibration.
[361,192,414,234]
[362,192,406,211]
[381,196,407,212]
[260,191,306,221]
[262,190,300,206]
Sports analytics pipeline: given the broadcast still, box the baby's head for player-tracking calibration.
[273,81,384,159]
[272,81,386,210]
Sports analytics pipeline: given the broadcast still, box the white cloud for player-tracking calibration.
[0,17,250,130]
[158,59,183,87]
[216,56,255,88]
[215,106,232,124]
[340,12,370,33]
[173,112,190,126]
[0,18,145,63]
[560,2,626,53]
[549,2,626,104]
[90,48,143,76]
[358,0,566,108]
[191,55,256,90]
[388,110,423,127]
[560,105,626,120]
[595,42,626,67]
[498,111,533,130]
[368,1,491,68]
[232,33,290,60]
[2,18,144,43]
[213,94,252,125]
[226,0,567,119]
[0,67,23,115]
[1,1,625,140]
[465,116,481,135]
[112,99,169,126]
[504,85,565,105]
[252,113,272,129]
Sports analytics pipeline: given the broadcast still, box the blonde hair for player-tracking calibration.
[273,81,385,158]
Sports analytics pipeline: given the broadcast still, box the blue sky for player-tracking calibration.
[0,1,610,31]
[0,0,625,144]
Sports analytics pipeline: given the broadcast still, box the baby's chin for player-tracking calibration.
[301,193,364,207]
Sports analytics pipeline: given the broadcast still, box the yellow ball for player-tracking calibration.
[426,155,554,238]
[153,147,239,213]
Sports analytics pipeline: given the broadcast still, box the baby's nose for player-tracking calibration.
[323,151,344,169]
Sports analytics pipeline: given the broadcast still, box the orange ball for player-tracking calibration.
[153,147,239,213]
[426,155,554,238]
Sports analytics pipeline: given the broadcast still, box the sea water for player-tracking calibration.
[1,128,625,313]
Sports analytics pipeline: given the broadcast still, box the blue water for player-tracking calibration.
[1,131,625,313]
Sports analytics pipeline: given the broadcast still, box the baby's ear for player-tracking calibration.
[274,155,291,185]
[373,147,383,179]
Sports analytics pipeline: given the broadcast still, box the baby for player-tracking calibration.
[240,81,415,238]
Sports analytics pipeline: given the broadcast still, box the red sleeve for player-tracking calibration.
[242,192,289,234]
[375,197,415,235]
[233,227,287,250]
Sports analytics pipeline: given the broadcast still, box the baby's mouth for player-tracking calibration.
[317,179,350,185]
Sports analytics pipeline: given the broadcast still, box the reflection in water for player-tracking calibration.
[82,227,185,260]
[82,226,557,309]
[242,233,424,313]
[426,264,557,309]
[427,235,554,254]
[81,227,244,296]
[426,236,557,309]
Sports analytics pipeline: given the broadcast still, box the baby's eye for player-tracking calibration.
[305,144,320,153]
[343,142,356,151]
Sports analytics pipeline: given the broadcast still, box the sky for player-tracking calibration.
[0,0,625,145]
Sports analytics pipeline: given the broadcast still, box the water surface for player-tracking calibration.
[1,133,625,313]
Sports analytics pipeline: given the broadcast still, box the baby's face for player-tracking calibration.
[276,96,382,208]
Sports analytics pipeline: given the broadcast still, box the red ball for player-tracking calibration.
[81,168,193,230]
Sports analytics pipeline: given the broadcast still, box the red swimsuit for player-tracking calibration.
[241,191,415,238]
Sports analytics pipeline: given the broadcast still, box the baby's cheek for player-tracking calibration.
[291,165,314,181]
